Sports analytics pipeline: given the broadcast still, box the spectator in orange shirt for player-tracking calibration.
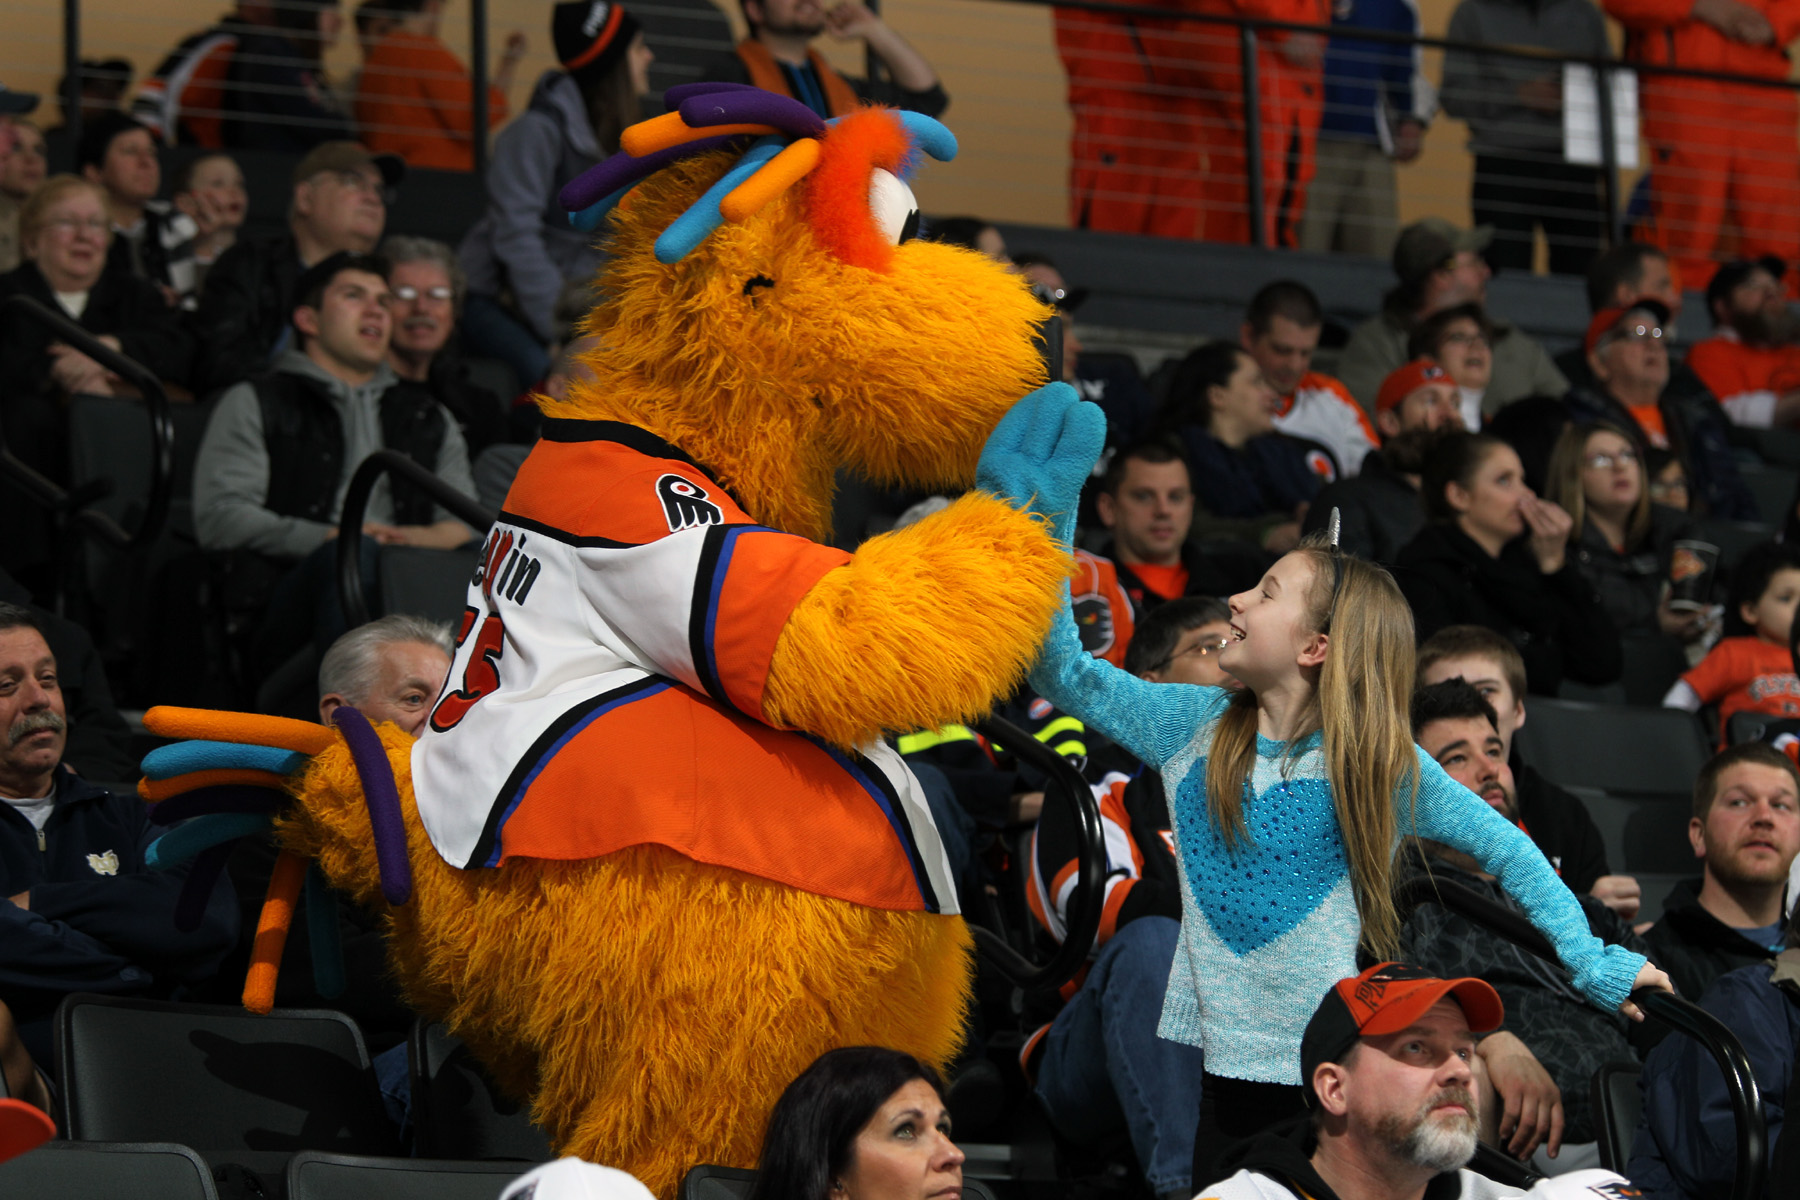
[1686,256,1800,429]
[355,0,528,171]
[1665,541,1800,745]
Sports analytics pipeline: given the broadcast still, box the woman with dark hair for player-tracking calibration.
[457,0,653,388]
[1544,419,1703,645]
[223,0,356,150]
[1395,431,1623,695]
[749,1047,964,1200]
[1157,340,1332,555]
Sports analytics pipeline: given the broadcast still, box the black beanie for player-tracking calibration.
[552,1,642,86]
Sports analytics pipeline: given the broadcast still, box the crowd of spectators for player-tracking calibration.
[12,3,1800,1196]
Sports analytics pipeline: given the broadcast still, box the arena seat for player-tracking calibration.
[0,1141,219,1200]
[55,994,399,1181]
[1695,518,1778,578]
[1591,1061,1644,1173]
[286,1150,527,1200]
[1736,462,1799,526]
[1517,700,1710,875]
[678,1164,999,1200]
[377,546,483,626]
[408,1022,554,1163]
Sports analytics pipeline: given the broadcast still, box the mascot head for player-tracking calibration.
[545,84,1052,543]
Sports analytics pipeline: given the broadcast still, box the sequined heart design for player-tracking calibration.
[1174,773,1347,955]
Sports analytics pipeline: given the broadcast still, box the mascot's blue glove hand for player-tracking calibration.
[975,382,1107,550]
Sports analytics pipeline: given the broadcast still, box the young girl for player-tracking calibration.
[1015,489,1669,1175]
[1664,540,1800,744]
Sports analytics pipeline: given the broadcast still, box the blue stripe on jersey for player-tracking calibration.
[483,679,673,867]
[699,524,752,708]
[808,737,941,913]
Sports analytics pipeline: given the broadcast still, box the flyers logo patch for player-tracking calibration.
[1072,592,1115,656]
[658,474,724,532]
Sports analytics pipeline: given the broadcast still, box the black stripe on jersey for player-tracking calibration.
[541,419,747,511]
[495,510,640,549]
[465,673,669,869]
[686,523,740,716]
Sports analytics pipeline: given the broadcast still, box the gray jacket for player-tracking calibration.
[1339,304,1568,415]
[458,70,603,342]
[193,350,475,558]
[1441,0,1609,156]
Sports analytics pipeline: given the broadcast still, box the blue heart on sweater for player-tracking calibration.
[1173,773,1349,955]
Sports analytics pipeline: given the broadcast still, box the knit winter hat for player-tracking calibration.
[553,2,642,86]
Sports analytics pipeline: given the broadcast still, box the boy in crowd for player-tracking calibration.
[1664,541,1800,745]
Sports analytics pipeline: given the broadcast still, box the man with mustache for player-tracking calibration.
[380,235,508,457]
[0,603,236,1069]
[1640,742,1800,1008]
[1686,256,1800,431]
[1402,679,1656,1171]
[1197,962,1520,1199]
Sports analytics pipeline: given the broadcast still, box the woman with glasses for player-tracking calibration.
[0,175,193,592]
[1407,301,1492,431]
[1545,421,1705,646]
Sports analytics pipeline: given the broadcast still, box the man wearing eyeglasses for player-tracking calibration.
[380,235,508,457]
[1566,297,1757,521]
[191,140,403,396]
[1687,256,1800,432]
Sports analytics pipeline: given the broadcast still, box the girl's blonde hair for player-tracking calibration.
[1203,534,1419,957]
[1545,420,1650,551]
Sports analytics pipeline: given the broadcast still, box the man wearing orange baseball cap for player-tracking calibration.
[1302,362,1460,565]
[1198,962,1636,1200]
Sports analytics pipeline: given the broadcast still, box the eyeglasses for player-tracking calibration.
[1606,323,1664,345]
[1158,636,1231,673]
[1441,330,1489,347]
[390,284,453,304]
[1649,477,1689,499]
[1583,450,1640,470]
[44,215,108,235]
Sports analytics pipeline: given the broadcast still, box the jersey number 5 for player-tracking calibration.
[429,606,505,733]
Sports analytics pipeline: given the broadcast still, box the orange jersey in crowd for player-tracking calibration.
[1272,370,1378,475]
[1687,331,1800,429]
[355,31,509,171]
[409,421,960,914]
[1072,550,1137,668]
[1680,636,1800,744]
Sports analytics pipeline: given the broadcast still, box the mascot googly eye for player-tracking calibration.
[868,169,920,247]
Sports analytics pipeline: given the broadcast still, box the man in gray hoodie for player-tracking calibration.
[1441,0,1610,276]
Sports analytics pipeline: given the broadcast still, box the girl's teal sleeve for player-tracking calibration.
[1029,584,1226,769]
[1406,746,1647,1012]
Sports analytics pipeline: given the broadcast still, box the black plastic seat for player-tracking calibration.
[55,994,399,1180]
[408,1021,554,1163]
[0,1140,219,1199]
[287,1150,529,1200]
[1592,1060,1644,1173]
[377,546,483,625]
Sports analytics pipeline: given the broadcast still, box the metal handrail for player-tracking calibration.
[1394,873,1767,1200]
[968,716,1107,993]
[0,294,174,552]
[335,449,496,628]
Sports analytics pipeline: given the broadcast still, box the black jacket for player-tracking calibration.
[0,260,194,399]
[1514,759,1611,895]
[409,353,507,458]
[1571,504,1699,640]
[188,231,306,397]
[221,30,353,152]
[1643,877,1781,1007]
[1301,449,1423,567]
[0,767,238,1061]
[1396,522,1624,695]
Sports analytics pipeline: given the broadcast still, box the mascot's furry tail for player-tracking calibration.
[135,706,974,1197]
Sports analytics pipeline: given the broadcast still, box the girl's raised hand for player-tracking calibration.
[1618,962,1675,1022]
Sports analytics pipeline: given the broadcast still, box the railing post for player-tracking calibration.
[470,0,489,177]
[62,0,82,156]
[1240,25,1267,248]
[1594,59,1622,248]
[865,0,886,89]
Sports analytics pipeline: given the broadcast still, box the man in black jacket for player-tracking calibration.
[0,603,237,1067]
[1642,742,1799,1004]
[190,140,402,396]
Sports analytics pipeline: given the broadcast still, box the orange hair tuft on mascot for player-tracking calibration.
[139,88,1081,1195]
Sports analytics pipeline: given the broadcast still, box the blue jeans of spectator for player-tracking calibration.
[461,292,550,389]
[1035,916,1204,1196]
[373,1042,412,1148]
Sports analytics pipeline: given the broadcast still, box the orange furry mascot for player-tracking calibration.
[137,88,1080,1196]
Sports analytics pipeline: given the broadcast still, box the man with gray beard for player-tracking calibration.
[1198,963,1516,1200]
[0,603,236,1068]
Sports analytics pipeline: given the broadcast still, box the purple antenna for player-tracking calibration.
[560,133,748,214]
[677,90,825,139]
[331,706,414,905]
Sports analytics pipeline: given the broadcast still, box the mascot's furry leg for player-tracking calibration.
[283,731,972,1197]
